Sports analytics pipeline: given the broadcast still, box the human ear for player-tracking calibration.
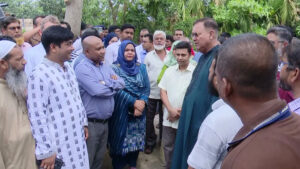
[0,59,9,70]
[290,68,300,82]
[209,30,215,40]
[222,78,233,98]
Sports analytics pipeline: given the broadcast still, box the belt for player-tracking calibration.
[88,118,108,123]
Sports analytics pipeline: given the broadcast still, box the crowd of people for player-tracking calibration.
[1,13,300,169]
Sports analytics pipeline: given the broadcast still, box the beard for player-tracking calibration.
[5,65,27,100]
[279,78,292,91]
[154,44,165,50]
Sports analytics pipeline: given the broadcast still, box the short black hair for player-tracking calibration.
[267,26,292,43]
[1,16,20,29]
[217,33,277,99]
[81,28,100,42]
[33,15,45,26]
[108,25,120,33]
[121,24,135,32]
[219,32,231,44]
[174,41,192,54]
[60,21,71,31]
[41,25,74,54]
[175,29,184,34]
[275,25,295,37]
[0,35,16,42]
[81,22,87,31]
[193,17,219,33]
[144,33,153,43]
[287,38,300,69]
[166,35,174,43]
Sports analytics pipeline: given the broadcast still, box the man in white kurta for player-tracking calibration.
[158,41,196,169]
[27,25,89,169]
[0,39,37,169]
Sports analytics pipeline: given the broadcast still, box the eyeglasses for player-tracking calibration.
[191,32,201,38]
[279,61,295,71]
[7,26,21,31]
[270,40,285,46]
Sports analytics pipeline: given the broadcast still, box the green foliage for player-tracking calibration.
[1,0,43,18]
[82,0,104,25]
[212,0,272,34]
[2,0,300,37]
[38,0,65,20]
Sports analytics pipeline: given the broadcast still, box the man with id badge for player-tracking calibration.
[216,34,300,169]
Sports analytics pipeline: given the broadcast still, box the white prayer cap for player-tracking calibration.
[0,40,16,59]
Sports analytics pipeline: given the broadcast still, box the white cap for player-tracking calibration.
[0,40,16,59]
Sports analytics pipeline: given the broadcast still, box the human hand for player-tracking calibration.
[40,154,56,169]
[111,75,118,80]
[134,100,145,112]
[134,108,143,117]
[84,126,88,140]
[167,107,181,122]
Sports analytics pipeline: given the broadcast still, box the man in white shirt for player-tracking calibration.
[187,55,242,169]
[144,30,168,154]
[136,28,149,62]
[104,24,135,64]
[158,41,196,169]
[279,38,300,115]
[24,15,60,75]
[27,26,89,169]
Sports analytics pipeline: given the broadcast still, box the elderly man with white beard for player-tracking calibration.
[0,36,37,169]
[144,30,168,154]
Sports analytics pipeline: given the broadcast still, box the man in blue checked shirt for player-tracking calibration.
[75,35,125,169]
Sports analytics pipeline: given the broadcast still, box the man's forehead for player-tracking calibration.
[8,21,20,25]
[140,30,149,34]
[175,48,188,53]
[154,34,165,38]
[123,28,134,32]
[266,33,278,41]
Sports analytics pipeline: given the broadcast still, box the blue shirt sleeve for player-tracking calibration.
[75,62,118,98]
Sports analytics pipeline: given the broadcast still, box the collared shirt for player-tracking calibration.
[21,42,32,52]
[144,49,168,99]
[221,99,300,169]
[0,79,37,169]
[27,58,89,168]
[75,56,125,120]
[24,43,46,75]
[136,44,146,63]
[72,52,85,70]
[193,51,203,62]
[104,40,121,65]
[288,97,300,115]
[158,63,195,129]
[188,99,242,169]
[70,38,82,63]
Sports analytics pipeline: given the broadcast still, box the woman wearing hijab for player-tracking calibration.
[104,32,119,48]
[108,40,150,169]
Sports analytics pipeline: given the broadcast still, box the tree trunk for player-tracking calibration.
[64,0,83,37]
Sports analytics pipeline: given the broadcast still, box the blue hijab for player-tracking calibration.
[104,32,118,48]
[116,40,140,76]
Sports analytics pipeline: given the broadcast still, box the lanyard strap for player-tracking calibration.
[229,106,291,148]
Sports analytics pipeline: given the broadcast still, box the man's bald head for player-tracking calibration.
[82,36,105,64]
[216,33,278,99]
[82,36,102,51]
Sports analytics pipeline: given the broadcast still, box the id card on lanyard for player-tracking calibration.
[228,106,291,149]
